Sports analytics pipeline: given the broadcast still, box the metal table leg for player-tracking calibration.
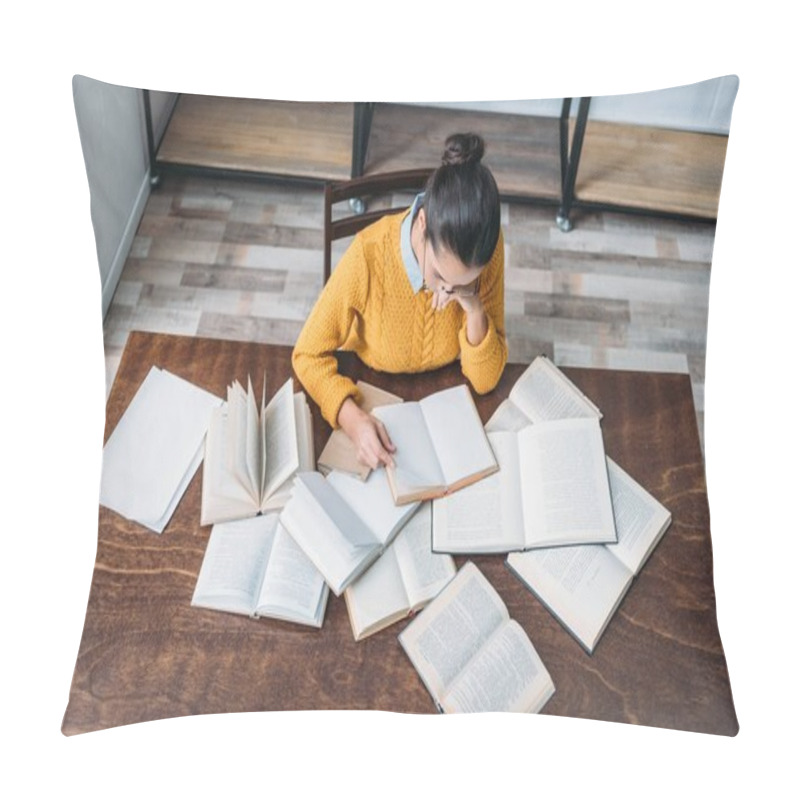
[556,96,591,232]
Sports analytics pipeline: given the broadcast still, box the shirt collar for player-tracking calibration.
[400,192,425,293]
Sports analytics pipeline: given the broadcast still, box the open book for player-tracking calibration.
[201,377,314,525]
[399,562,555,713]
[279,469,420,596]
[486,355,601,432]
[343,503,456,641]
[372,384,498,505]
[191,512,329,628]
[507,459,672,653]
[318,381,403,481]
[100,366,223,533]
[433,418,617,552]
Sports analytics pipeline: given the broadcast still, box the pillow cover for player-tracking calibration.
[64,76,739,737]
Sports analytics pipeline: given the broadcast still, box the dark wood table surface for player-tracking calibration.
[62,331,738,735]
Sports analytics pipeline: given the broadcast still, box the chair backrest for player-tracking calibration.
[323,168,434,283]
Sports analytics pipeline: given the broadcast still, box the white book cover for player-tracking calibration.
[100,366,222,533]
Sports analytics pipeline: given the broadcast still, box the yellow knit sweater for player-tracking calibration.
[292,209,508,427]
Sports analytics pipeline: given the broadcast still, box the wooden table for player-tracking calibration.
[62,331,738,735]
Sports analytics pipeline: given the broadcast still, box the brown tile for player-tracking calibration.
[506,314,628,349]
[181,263,287,293]
[147,237,221,264]
[137,214,227,242]
[196,312,305,346]
[507,337,554,365]
[228,201,276,224]
[120,258,188,287]
[223,221,322,249]
[545,248,712,282]
[522,293,630,323]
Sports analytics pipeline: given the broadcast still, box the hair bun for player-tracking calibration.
[441,133,485,166]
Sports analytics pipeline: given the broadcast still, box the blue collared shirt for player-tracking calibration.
[400,193,425,293]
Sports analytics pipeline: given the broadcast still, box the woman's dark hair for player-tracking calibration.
[421,133,501,268]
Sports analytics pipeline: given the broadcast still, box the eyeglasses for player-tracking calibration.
[421,275,481,297]
[420,240,482,297]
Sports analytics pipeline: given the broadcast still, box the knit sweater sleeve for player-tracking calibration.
[458,228,508,394]
[292,235,370,427]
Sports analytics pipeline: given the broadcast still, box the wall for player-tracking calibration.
[415,75,739,135]
[72,75,175,317]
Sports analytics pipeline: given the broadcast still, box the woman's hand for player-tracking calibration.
[337,397,396,469]
[429,290,488,346]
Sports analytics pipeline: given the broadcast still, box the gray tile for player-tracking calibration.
[110,280,143,308]
[522,293,630,324]
[129,236,152,258]
[554,343,690,374]
[121,259,188,287]
[216,243,323,273]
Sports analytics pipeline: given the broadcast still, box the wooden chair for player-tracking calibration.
[323,168,434,284]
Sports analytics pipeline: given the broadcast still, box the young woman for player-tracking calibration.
[292,132,507,469]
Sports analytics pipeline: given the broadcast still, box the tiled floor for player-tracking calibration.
[103,173,713,449]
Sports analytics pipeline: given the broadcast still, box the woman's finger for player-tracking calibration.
[375,419,395,451]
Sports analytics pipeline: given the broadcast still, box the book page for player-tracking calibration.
[326,468,419,547]
[256,521,328,626]
[605,459,672,574]
[260,394,316,511]
[201,405,261,525]
[280,473,381,594]
[398,562,507,702]
[484,397,532,433]
[393,503,456,609]
[518,418,616,547]
[154,442,205,531]
[260,378,300,503]
[431,431,525,553]
[419,385,497,488]
[294,473,378,549]
[279,488,372,596]
[507,543,632,653]
[373,403,446,496]
[442,620,555,713]
[191,515,277,615]
[100,366,222,532]
[343,546,409,641]
[244,378,261,495]
[297,394,315,471]
[227,381,259,502]
[509,356,601,423]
